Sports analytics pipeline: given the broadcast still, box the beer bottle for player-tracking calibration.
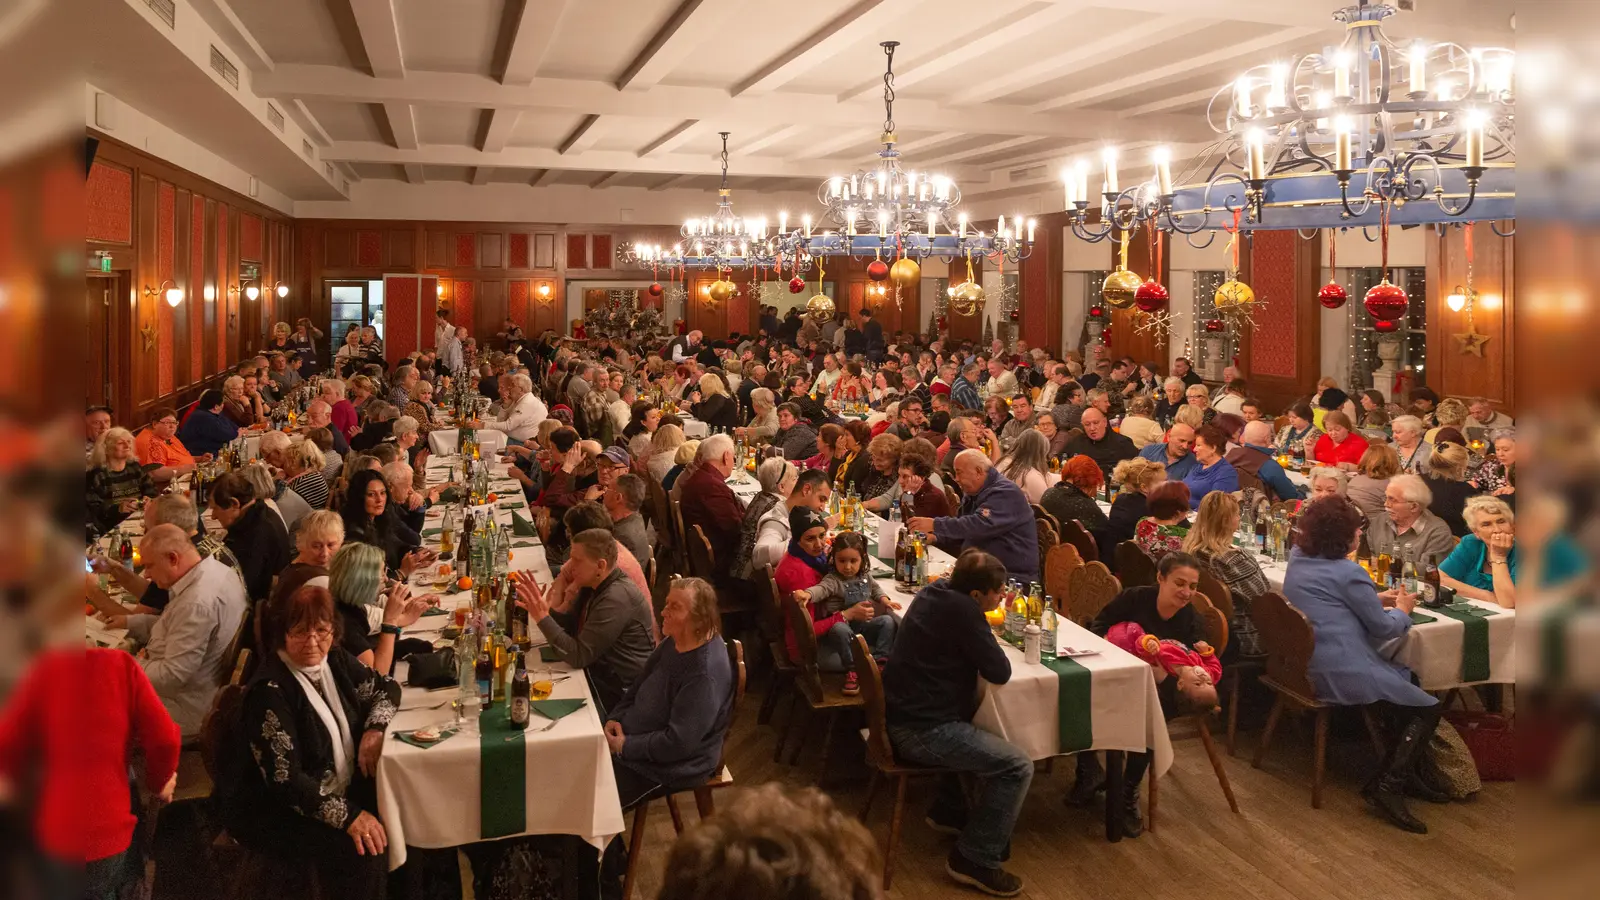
[1253,512,1267,555]
[510,652,531,727]
[893,527,909,585]
[1423,553,1441,604]
[475,645,493,709]
[491,630,509,703]
[118,530,134,566]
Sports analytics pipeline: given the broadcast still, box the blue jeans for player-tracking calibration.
[815,615,898,672]
[887,721,1033,869]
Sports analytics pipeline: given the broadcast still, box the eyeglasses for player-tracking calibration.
[286,626,335,642]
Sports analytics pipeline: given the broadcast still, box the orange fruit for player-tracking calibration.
[487,493,499,503]
[456,576,473,591]
[437,563,450,575]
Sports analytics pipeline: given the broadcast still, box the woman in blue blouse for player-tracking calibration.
[1440,495,1586,609]
[1282,499,1445,833]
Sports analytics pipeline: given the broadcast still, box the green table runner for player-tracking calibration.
[1409,610,1436,625]
[1038,654,1093,753]
[1430,603,1499,683]
[478,705,526,839]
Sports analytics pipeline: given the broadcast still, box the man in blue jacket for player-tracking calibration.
[909,450,1039,583]
[1229,420,1305,501]
[884,549,1029,896]
[177,390,243,458]
[1137,421,1199,481]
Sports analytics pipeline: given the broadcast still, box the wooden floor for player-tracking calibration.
[622,678,1514,900]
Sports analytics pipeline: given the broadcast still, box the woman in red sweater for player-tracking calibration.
[776,507,834,660]
[0,647,180,898]
[1312,410,1370,470]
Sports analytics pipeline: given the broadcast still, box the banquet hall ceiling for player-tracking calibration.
[168,0,1513,199]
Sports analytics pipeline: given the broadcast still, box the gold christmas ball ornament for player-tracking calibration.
[950,280,986,316]
[1101,266,1143,309]
[889,257,921,286]
[707,280,734,303]
[1214,278,1256,308]
[805,293,836,321]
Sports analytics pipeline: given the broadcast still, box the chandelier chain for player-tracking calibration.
[880,41,898,137]
[718,131,730,190]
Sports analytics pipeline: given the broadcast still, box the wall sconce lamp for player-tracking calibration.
[144,280,184,307]
[537,283,552,299]
[245,285,261,301]
[1445,287,1470,312]
[272,282,290,298]
[203,285,216,302]
[436,282,447,299]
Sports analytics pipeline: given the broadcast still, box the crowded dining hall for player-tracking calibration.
[23,1,1593,899]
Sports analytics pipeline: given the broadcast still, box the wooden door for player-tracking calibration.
[86,277,114,407]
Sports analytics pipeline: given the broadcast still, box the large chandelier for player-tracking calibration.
[1062,1,1514,239]
[778,42,1035,263]
[618,132,781,271]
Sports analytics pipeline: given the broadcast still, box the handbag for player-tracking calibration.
[404,648,458,690]
[1427,718,1483,798]
[1443,709,1515,782]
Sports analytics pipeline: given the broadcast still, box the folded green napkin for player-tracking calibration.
[438,486,463,503]
[528,698,586,721]
[393,726,460,749]
[538,645,563,663]
[421,606,449,617]
[1409,610,1437,625]
[512,511,538,537]
[422,527,443,537]
[513,540,539,548]
[497,501,524,510]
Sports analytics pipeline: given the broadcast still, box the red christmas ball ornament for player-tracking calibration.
[1008,308,1020,322]
[787,276,806,294]
[866,259,890,281]
[647,282,663,298]
[1133,280,1169,313]
[1372,318,1400,333]
[1088,305,1105,319]
[1204,319,1225,333]
[1317,281,1348,309]
[936,315,948,330]
[1363,280,1408,322]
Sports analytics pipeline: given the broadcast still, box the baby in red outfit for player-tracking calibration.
[1106,622,1222,714]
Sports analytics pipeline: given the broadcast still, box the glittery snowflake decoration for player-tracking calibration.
[1132,308,1180,337]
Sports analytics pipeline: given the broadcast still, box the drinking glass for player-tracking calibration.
[454,694,483,735]
[531,666,554,701]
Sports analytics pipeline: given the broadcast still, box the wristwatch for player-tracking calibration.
[380,623,404,637]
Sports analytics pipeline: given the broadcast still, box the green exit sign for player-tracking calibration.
[100,255,112,272]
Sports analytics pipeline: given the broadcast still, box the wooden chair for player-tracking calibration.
[1191,569,1257,755]
[774,594,864,765]
[1032,503,1062,540]
[624,640,746,900]
[1113,540,1158,588]
[755,566,800,730]
[1035,517,1059,579]
[1060,518,1099,563]
[1250,592,1386,808]
[851,635,955,891]
[1273,415,1290,433]
[1146,591,1239,833]
[1065,561,1120,627]
[942,484,961,514]
[687,524,756,618]
[1044,542,1084,609]
[645,476,673,564]
[668,500,690,576]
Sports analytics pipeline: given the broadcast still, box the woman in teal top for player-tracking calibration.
[1440,496,1587,609]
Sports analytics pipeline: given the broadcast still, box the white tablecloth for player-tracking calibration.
[428,428,509,456]
[375,456,623,869]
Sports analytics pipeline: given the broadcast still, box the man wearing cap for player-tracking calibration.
[585,444,632,502]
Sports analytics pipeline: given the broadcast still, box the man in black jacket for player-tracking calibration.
[883,549,1030,897]
[860,308,885,362]
[1061,408,1137,482]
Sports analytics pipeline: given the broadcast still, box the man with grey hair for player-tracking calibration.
[1369,474,1454,560]
[604,473,652,565]
[124,524,248,738]
[480,370,548,443]
[1228,419,1306,502]
[513,528,655,711]
[382,460,430,532]
[89,494,243,617]
[1209,366,1238,404]
[679,433,745,583]
[907,450,1039,582]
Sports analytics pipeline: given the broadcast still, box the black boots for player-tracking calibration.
[1064,753,1105,807]
[1120,786,1144,838]
[1363,710,1438,834]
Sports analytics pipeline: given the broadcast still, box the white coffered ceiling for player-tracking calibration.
[181,0,1512,204]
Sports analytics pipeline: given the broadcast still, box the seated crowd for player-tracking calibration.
[75,309,1566,900]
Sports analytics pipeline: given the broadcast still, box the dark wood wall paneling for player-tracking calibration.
[86,132,292,426]
[1427,224,1515,412]
[295,222,685,352]
[1235,230,1323,413]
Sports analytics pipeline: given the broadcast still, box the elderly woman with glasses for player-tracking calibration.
[1439,495,1587,609]
[228,586,398,898]
[88,427,157,535]
[1389,415,1432,475]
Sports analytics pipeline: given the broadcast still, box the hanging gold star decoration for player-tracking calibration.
[1454,328,1490,356]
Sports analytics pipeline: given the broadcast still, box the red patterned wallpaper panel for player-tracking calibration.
[357,230,383,267]
[156,183,175,396]
[567,234,587,269]
[87,163,132,244]
[508,280,529,331]
[216,205,228,367]
[385,276,420,365]
[454,233,476,267]
[1249,230,1298,379]
[453,280,476,338]
[508,233,529,269]
[239,213,263,262]
[190,195,204,383]
[592,235,612,269]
